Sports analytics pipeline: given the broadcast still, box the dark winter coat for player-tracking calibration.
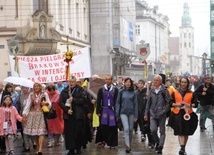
[194,84,214,106]
[59,84,87,120]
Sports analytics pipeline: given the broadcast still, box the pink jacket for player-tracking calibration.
[0,106,22,136]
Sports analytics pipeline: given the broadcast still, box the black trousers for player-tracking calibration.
[0,137,6,150]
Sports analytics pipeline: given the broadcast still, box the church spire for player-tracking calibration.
[181,2,192,27]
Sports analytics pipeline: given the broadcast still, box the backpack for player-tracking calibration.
[161,89,171,117]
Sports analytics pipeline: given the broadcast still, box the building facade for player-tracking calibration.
[135,1,170,75]
[90,0,136,77]
[0,0,90,81]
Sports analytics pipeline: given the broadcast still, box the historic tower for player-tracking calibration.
[179,2,195,75]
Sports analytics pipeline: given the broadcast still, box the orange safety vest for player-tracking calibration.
[172,90,193,114]
[167,86,175,96]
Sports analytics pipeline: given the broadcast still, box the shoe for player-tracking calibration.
[59,135,64,142]
[47,140,54,148]
[125,147,131,153]
[83,145,87,149]
[9,150,15,155]
[5,151,10,155]
[55,142,61,146]
[76,149,82,154]
[23,148,30,152]
[33,144,37,150]
[141,135,146,142]
[157,146,163,154]
[200,127,206,132]
[148,143,154,149]
[67,149,75,155]
[155,143,159,151]
[135,131,138,134]
[179,150,186,155]
[35,152,43,155]
[97,142,105,147]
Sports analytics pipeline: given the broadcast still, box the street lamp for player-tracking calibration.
[202,52,207,75]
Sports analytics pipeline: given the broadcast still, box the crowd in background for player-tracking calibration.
[0,73,213,155]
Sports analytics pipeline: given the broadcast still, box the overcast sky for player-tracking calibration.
[148,0,210,57]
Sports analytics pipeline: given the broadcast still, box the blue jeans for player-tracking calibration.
[120,114,134,146]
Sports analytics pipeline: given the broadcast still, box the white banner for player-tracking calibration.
[9,47,92,83]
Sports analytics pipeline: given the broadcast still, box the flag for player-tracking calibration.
[161,55,167,62]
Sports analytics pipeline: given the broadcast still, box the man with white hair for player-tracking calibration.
[144,75,171,154]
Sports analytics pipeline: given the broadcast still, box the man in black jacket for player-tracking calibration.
[136,79,154,148]
[59,76,87,155]
[195,75,214,132]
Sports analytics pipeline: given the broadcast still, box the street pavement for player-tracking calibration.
[9,118,214,155]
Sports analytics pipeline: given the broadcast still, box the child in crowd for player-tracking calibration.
[0,95,24,155]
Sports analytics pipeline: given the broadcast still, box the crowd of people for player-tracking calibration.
[0,74,213,155]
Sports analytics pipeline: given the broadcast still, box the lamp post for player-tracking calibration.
[202,52,207,76]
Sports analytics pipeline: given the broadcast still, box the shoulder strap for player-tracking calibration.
[120,89,124,103]
[119,89,124,115]
[161,89,167,103]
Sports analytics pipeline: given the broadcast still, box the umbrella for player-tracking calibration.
[87,78,105,99]
[3,76,34,88]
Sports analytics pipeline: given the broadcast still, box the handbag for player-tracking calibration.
[44,107,57,119]
[42,105,50,112]
[92,107,99,127]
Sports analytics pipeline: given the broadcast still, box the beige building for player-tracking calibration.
[0,0,90,81]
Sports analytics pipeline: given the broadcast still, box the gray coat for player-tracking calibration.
[145,85,171,118]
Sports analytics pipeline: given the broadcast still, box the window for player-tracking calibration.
[211,26,214,37]
[189,42,191,48]
[184,33,186,38]
[135,25,140,35]
[33,0,48,14]
[212,42,214,52]
[211,10,214,20]
[15,0,18,17]
[7,71,11,77]
[59,0,62,25]
[68,0,71,29]
[189,33,191,38]
[0,45,5,49]
[84,7,88,38]
[184,42,186,48]
[76,3,79,35]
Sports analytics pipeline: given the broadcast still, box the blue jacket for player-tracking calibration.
[115,88,138,118]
